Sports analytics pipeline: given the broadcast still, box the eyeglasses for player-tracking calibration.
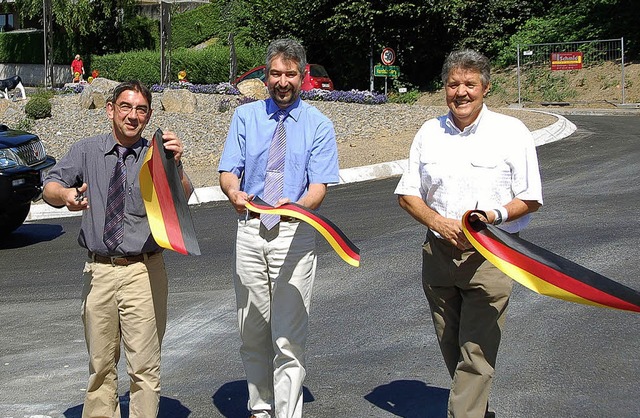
[113,102,149,116]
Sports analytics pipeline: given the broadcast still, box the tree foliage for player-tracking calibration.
[11,0,639,90]
[15,0,155,65]
[225,0,638,89]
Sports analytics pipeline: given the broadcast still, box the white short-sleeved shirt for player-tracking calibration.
[394,105,543,233]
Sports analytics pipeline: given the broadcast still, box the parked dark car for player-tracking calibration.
[233,63,335,91]
[0,124,56,234]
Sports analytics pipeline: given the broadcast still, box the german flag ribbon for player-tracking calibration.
[139,128,201,256]
[461,210,640,313]
[245,197,360,267]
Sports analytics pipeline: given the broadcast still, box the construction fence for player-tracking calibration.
[516,38,627,106]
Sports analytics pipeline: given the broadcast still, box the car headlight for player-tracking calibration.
[0,148,22,169]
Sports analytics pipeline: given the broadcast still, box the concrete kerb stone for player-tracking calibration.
[530,110,577,146]
[26,110,576,222]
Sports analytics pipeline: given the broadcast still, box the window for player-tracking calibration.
[0,14,14,32]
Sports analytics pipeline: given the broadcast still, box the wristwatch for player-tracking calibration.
[493,209,503,225]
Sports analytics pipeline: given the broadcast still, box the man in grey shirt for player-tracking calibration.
[43,80,193,417]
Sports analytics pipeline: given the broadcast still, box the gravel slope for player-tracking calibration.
[1,93,556,187]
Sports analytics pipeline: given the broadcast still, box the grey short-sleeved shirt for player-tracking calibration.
[44,132,161,256]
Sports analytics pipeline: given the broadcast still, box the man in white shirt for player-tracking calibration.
[395,49,543,418]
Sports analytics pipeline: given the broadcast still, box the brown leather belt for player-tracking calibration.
[246,211,299,223]
[88,251,157,266]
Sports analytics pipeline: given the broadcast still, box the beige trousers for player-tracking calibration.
[422,231,512,418]
[81,253,168,418]
[234,218,317,418]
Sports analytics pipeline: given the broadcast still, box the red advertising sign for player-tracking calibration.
[551,52,583,70]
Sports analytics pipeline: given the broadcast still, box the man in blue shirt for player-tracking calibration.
[218,39,339,418]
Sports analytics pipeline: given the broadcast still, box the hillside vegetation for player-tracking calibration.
[417,61,640,107]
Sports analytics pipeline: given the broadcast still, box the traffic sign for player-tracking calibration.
[374,65,400,78]
[381,47,396,66]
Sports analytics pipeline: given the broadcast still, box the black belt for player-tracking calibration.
[88,251,158,266]
[246,211,299,223]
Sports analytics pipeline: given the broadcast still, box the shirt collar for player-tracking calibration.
[266,97,302,122]
[102,133,145,160]
[445,104,487,136]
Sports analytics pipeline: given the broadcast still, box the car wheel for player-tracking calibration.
[0,202,31,235]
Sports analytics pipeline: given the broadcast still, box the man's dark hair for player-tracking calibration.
[441,49,491,88]
[110,80,152,107]
[266,39,307,75]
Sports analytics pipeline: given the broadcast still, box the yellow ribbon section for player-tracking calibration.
[246,201,360,267]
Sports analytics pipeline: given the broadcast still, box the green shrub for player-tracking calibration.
[24,97,52,119]
[14,118,33,132]
[91,44,265,85]
[172,3,222,49]
[0,30,69,64]
[0,31,43,64]
[114,51,161,86]
[387,90,420,104]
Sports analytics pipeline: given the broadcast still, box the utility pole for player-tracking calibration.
[160,1,171,85]
[43,0,53,88]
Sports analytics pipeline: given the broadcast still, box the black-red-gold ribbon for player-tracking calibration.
[245,198,360,267]
[140,129,201,256]
[461,210,640,313]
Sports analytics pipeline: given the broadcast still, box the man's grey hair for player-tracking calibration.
[266,39,307,75]
[441,49,491,88]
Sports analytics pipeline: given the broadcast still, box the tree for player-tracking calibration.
[15,0,154,62]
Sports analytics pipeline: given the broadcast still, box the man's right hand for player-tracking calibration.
[43,182,89,211]
[228,189,254,214]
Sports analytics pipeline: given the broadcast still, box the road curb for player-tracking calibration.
[25,111,578,222]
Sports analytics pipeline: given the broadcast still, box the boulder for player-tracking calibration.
[160,89,198,113]
[237,79,268,100]
[78,77,120,109]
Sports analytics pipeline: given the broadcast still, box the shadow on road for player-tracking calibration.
[0,223,64,249]
[212,380,315,417]
[364,379,449,418]
[63,393,191,417]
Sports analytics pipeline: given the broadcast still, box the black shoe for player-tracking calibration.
[485,403,496,418]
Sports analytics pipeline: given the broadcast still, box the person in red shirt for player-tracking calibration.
[71,54,85,82]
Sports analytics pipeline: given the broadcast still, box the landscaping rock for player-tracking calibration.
[78,77,120,109]
[161,89,198,113]
[237,79,268,100]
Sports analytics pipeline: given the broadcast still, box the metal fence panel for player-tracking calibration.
[517,38,625,106]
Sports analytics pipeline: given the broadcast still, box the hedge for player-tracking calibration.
[91,44,265,85]
[0,30,74,64]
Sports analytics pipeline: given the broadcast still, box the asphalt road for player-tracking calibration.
[1,115,639,418]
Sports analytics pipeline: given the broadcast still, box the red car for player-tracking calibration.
[233,64,334,91]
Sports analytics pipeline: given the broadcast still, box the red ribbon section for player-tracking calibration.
[140,128,201,256]
[461,210,640,313]
[245,198,360,267]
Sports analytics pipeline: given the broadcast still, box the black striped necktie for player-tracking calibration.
[103,145,130,252]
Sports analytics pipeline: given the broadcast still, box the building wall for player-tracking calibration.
[0,63,69,87]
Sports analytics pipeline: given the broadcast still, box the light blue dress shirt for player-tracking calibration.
[218,97,339,202]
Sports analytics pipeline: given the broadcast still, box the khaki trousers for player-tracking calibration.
[422,231,512,418]
[234,218,317,418]
[81,253,168,418]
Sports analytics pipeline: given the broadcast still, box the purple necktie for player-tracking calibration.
[261,110,287,230]
[103,145,130,251]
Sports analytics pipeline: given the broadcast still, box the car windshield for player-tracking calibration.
[309,65,329,77]
[243,68,265,82]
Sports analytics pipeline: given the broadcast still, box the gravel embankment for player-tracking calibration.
[1,93,556,187]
